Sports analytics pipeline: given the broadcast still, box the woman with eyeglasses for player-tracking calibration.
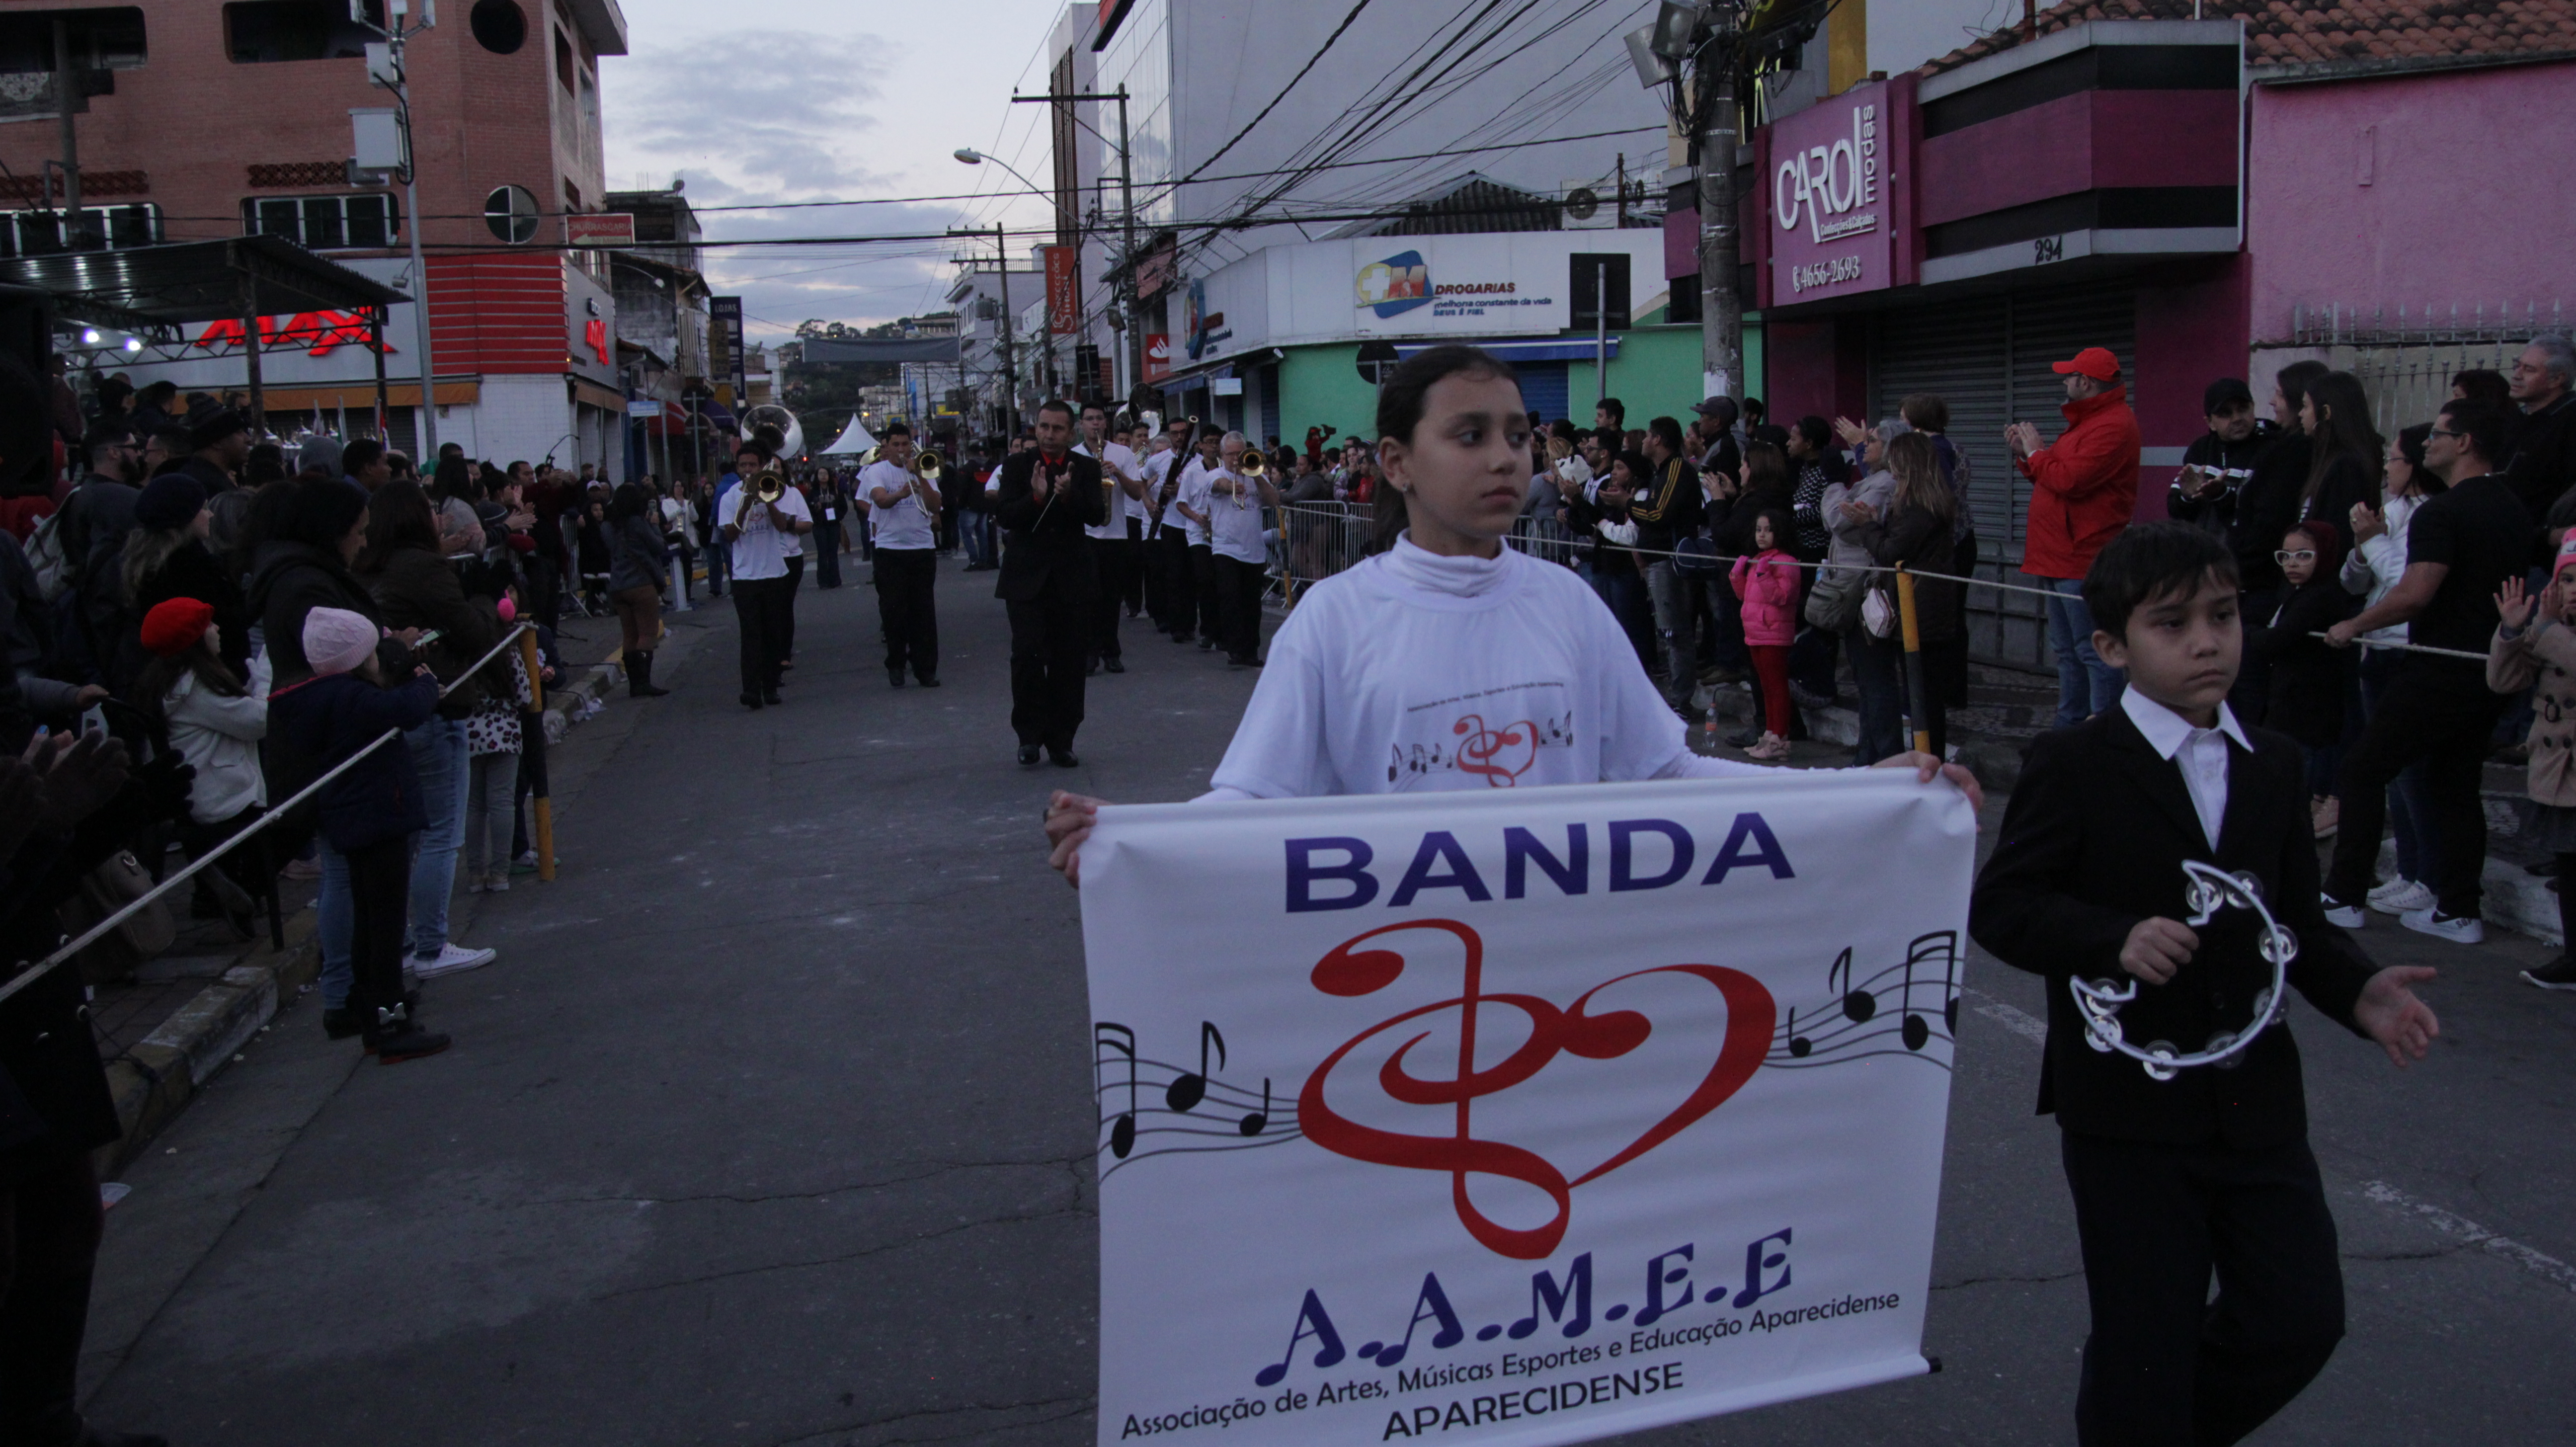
[2248,521,2360,838]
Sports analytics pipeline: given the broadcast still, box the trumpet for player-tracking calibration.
[751,469,787,505]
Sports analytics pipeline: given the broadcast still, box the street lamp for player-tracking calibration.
[352,0,442,455]
[953,148,1047,198]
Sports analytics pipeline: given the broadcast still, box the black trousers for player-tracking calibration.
[1123,517,1148,614]
[2061,1131,2344,1447]
[1157,526,1197,640]
[781,553,805,660]
[1008,589,1091,750]
[347,835,411,1023]
[1191,543,1219,643]
[814,519,843,587]
[874,547,940,680]
[1212,552,1267,662]
[2325,660,2501,916]
[0,1150,104,1445]
[732,575,787,697]
[1089,536,1129,661]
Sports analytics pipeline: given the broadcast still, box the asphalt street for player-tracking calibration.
[77,560,2576,1446]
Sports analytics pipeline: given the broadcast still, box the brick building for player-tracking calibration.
[0,0,631,468]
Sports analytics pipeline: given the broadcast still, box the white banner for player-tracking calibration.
[1080,772,1973,1447]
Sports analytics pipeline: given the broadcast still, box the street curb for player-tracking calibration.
[2375,838,2561,947]
[88,625,664,1176]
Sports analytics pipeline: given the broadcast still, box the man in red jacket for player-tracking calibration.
[2011,345,2141,727]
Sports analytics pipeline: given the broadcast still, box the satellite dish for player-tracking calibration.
[484,184,541,244]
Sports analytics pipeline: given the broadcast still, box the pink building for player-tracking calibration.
[1747,0,2576,667]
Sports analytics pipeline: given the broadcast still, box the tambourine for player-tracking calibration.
[2069,860,2295,1081]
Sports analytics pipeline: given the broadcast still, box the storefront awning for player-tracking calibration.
[1393,338,1622,363]
[0,234,402,334]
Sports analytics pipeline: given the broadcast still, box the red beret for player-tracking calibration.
[140,596,216,658]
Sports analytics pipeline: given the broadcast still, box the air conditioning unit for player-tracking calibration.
[1561,176,1617,230]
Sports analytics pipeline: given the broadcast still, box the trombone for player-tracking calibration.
[910,448,943,520]
[1227,447,1266,509]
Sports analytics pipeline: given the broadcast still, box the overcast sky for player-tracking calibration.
[601,0,1067,340]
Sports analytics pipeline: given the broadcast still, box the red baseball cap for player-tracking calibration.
[2051,346,2121,382]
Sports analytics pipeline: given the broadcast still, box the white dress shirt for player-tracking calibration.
[2120,687,2252,851]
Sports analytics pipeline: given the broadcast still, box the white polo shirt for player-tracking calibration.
[1139,450,1177,530]
[861,459,939,551]
[1076,440,1139,541]
[1176,455,1219,546]
[1208,466,1268,564]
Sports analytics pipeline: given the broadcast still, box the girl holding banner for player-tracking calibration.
[1045,345,1980,879]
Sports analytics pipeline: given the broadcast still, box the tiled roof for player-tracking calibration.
[1923,0,2576,79]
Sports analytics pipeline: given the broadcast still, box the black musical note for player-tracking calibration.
[1900,933,1960,1051]
[1786,1007,1811,1058]
[1829,947,1876,1022]
[1239,1078,1272,1137]
[1096,1023,1139,1158]
[1165,1021,1228,1113]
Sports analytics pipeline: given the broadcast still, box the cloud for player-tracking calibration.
[604,30,900,202]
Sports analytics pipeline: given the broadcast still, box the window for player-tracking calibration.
[468,0,526,54]
[0,204,161,259]
[225,0,385,63]
[243,193,401,250]
[554,27,574,90]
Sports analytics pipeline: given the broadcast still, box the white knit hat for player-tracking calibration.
[302,607,380,677]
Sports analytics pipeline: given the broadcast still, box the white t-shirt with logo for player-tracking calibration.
[861,459,939,551]
[721,484,813,581]
[1076,440,1138,541]
[1208,536,1767,798]
[1176,456,1219,546]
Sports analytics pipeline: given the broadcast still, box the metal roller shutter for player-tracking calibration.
[1515,362,1571,428]
[1873,281,2136,669]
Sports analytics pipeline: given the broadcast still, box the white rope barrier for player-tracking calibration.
[0,623,535,1010]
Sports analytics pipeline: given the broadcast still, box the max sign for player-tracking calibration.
[1768,81,1892,300]
[190,311,391,358]
[1080,773,1969,1446]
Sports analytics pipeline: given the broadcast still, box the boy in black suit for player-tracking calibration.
[1971,522,2439,1447]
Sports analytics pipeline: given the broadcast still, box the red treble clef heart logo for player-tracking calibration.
[1295,920,1774,1260]
[1452,714,1539,787]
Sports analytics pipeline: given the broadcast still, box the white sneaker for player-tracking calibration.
[2321,894,2366,929]
[412,942,497,977]
[2399,906,2484,944]
[2368,879,2436,915]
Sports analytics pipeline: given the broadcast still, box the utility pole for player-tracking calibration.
[953,226,1017,434]
[51,17,81,247]
[1695,10,1743,404]
[1013,87,1135,409]
[1626,2,1747,402]
[355,0,441,457]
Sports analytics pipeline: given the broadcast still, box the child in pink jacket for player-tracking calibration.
[1729,509,1801,760]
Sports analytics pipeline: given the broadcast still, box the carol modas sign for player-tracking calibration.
[1080,772,1969,1446]
[1771,79,1893,300]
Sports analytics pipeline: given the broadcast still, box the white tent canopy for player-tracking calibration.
[818,414,876,455]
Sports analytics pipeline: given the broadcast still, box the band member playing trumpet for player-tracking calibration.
[1175,425,1225,650]
[720,427,811,709]
[994,399,1106,766]
[861,421,943,688]
[1207,431,1281,667]
[1075,402,1148,675]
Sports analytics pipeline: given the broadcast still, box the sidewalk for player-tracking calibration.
[84,615,686,1178]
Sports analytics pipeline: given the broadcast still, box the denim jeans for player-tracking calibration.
[405,716,471,961]
[1644,560,1697,703]
[2358,648,2439,884]
[1846,625,1907,765]
[1588,562,1652,670]
[2043,575,2123,727]
[318,836,352,1009]
[1700,578,1749,673]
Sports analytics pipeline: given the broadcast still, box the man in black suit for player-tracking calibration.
[1972,522,2437,1447]
[993,399,1105,767]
